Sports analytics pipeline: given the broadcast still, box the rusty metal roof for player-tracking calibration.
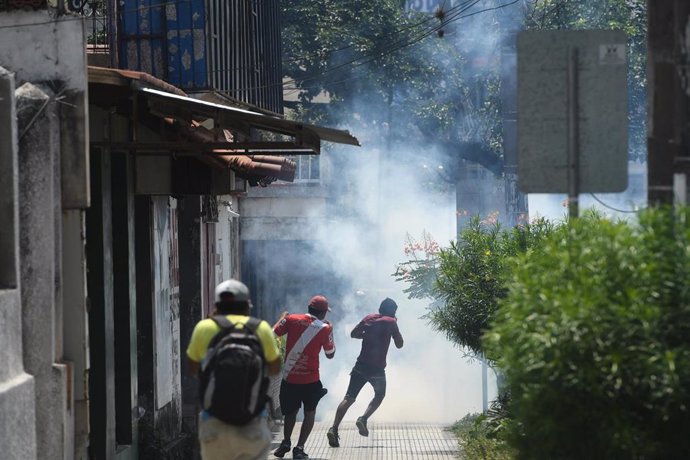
[88,66,360,184]
[139,87,361,151]
[88,66,298,183]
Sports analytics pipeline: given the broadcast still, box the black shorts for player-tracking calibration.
[279,380,327,415]
[345,361,386,401]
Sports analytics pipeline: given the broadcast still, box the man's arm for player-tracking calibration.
[273,313,289,337]
[323,324,336,359]
[257,320,283,374]
[350,321,366,339]
[186,321,206,376]
[266,357,282,376]
[392,324,404,349]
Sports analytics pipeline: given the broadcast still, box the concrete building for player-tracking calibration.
[0,1,357,460]
[0,3,89,459]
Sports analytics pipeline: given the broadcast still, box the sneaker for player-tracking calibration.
[273,439,291,458]
[292,446,309,459]
[327,426,340,447]
[356,417,369,437]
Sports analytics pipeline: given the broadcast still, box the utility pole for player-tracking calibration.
[499,6,529,226]
[647,1,690,205]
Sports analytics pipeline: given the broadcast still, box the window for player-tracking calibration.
[290,155,320,182]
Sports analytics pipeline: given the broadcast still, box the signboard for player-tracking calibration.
[517,30,628,193]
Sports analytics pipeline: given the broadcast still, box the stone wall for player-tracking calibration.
[0,66,38,460]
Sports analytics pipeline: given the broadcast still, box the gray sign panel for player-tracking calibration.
[517,30,628,193]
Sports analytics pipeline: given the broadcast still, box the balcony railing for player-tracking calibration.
[69,0,110,55]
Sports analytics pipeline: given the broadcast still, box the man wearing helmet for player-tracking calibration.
[326,297,404,447]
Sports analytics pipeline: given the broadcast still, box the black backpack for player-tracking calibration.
[199,316,269,425]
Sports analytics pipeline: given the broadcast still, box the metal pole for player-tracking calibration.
[567,47,580,218]
[481,357,488,413]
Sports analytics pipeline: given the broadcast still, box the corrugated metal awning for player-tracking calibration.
[88,66,360,185]
[139,87,360,154]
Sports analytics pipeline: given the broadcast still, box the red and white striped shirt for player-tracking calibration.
[274,313,335,384]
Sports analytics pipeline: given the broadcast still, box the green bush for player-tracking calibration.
[452,413,515,460]
[485,208,690,459]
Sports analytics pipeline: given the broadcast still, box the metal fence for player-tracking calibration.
[206,0,283,114]
[117,0,283,114]
[69,0,110,53]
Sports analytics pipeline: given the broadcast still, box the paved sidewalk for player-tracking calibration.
[266,421,460,459]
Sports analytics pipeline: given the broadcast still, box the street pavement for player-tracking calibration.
[266,421,460,459]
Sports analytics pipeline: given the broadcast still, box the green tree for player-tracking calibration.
[282,0,648,175]
[281,0,506,172]
[395,216,556,357]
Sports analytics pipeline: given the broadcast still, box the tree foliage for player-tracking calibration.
[395,216,556,357]
[282,0,506,170]
[282,0,648,173]
[485,208,690,459]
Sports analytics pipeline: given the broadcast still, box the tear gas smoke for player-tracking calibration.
[300,146,498,424]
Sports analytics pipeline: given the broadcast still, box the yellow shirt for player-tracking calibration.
[186,314,280,364]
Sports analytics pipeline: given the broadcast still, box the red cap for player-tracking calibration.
[308,295,331,312]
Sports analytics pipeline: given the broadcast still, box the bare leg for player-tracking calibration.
[283,411,297,443]
[332,398,355,430]
[361,394,384,420]
[297,410,316,447]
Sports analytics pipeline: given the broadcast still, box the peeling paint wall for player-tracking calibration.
[150,197,183,447]
[151,197,182,414]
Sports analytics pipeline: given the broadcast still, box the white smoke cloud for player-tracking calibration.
[303,149,497,424]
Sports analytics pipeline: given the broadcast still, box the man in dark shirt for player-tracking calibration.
[326,297,404,447]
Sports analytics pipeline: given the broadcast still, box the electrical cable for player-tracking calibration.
[280,0,476,64]
[275,0,484,90]
[285,0,520,87]
[589,193,644,214]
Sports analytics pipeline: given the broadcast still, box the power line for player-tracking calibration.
[277,0,484,90]
[280,0,476,64]
[229,0,516,93]
[590,193,644,214]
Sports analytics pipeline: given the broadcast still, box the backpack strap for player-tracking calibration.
[243,317,266,361]
[209,315,265,360]
[211,315,235,330]
[243,317,261,334]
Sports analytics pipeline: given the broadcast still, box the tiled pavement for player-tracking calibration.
[266,421,460,460]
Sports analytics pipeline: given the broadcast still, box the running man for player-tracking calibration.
[272,295,336,459]
[327,297,404,447]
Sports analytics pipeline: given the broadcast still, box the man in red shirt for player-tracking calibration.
[272,295,335,459]
[326,297,404,448]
